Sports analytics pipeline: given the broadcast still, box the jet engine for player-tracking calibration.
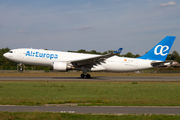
[53,62,67,71]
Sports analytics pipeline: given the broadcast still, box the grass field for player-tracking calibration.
[0,112,180,120]
[0,81,180,106]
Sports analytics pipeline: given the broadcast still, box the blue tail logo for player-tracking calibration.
[154,45,169,56]
[138,36,176,61]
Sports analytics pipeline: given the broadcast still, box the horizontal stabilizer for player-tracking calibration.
[151,61,169,67]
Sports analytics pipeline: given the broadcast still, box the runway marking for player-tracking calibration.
[46,111,75,113]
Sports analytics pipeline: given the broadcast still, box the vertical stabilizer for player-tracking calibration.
[138,36,176,61]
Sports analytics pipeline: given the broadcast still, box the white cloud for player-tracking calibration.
[159,1,177,6]
[74,25,91,30]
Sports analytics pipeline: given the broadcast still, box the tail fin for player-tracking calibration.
[138,36,176,61]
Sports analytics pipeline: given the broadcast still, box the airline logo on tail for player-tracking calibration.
[154,45,169,56]
[138,36,176,61]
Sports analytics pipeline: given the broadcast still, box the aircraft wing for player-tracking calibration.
[71,48,123,68]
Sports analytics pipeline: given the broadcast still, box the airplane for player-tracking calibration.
[3,36,176,78]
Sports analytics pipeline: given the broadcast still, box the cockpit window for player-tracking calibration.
[9,51,13,53]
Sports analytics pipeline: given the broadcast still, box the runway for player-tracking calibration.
[0,106,180,114]
[0,76,180,81]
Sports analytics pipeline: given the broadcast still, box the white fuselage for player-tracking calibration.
[3,48,153,72]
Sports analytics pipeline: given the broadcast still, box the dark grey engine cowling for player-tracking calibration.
[53,62,67,71]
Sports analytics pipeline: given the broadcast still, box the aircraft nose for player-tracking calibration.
[3,53,8,58]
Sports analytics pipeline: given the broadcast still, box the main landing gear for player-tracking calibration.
[81,73,91,78]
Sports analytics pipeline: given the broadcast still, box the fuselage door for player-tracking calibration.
[129,60,138,67]
[133,60,138,67]
[17,50,22,57]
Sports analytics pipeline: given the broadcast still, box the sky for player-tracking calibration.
[0,0,180,55]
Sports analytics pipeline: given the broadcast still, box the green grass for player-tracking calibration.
[0,81,180,106]
[0,112,180,120]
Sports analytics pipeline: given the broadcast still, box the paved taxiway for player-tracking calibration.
[0,106,180,114]
[0,76,180,81]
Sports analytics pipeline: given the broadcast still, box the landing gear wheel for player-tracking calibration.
[81,74,85,78]
[86,74,91,78]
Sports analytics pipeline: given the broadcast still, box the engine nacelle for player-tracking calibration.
[53,62,67,71]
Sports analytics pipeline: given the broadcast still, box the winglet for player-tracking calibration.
[114,48,123,54]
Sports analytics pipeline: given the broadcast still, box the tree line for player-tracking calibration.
[0,48,180,70]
